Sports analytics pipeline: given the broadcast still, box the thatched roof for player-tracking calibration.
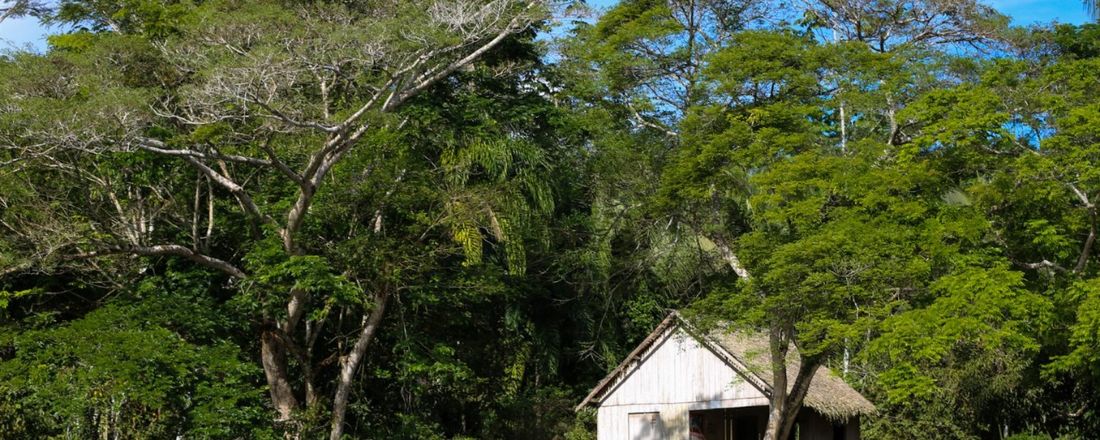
[707,327,876,420]
[577,311,875,421]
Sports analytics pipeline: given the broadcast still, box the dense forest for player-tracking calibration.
[0,0,1098,438]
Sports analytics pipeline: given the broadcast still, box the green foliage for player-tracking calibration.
[241,236,365,314]
[866,265,1051,430]
[1047,279,1100,379]
[51,0,193,37]
[0,274,271,439]
[1051,24,1100,59]
[4,3,1100,440]
[440,136,555,274]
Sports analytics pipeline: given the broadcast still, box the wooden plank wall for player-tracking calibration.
[597,327,769,440]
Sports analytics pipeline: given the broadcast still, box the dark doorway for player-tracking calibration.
[689,407,768,440]
[832,423,846,440]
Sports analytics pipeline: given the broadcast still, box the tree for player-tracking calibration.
[5,2,1100,439]
[561,1,1023,438]
[801,0,1007,52]
[0,1,553,438]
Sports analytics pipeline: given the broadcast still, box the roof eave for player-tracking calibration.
[574,311,682,411]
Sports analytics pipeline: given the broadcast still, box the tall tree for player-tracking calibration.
[561,1,1016,438]
[0,1,553,437]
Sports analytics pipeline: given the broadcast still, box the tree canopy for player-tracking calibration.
[1,1,1099,439]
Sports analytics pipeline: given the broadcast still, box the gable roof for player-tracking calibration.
[576,311,875,421]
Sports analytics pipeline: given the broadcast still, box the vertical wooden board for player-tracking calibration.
[597,406,614,440]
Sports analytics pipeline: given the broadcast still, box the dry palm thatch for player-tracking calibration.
[707,328,875,421]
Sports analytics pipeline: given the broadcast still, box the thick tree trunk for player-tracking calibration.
[261,329,300,423]
[762,328,789,440]
[777,361,818,439]
[763,393,785,439]
[329,290,390,440]
[762,327,819,440]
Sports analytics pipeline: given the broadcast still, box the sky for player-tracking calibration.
[0,0,1093,52]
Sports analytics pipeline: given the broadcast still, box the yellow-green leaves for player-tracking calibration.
[440,137,554,275]
[1046,279,1100,380]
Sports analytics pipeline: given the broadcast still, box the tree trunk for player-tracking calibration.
[762,327,819,440]
[777,361,818,439]
[762,328,789,440]
[710,232,751,279]
[329,290,390,440]
[261,329,299,423]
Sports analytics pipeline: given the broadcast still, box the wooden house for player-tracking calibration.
[576,312,874,440]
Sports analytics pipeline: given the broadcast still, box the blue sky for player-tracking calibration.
[0,0,1092,52]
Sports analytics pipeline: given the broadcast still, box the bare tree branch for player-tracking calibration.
[386,0,541,110]
[1019,259,1070,273]
[628,102,680,137]
[67,244,246,279]
[177,155,271,226]
[134,138,273,166]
